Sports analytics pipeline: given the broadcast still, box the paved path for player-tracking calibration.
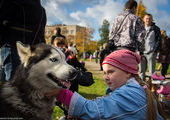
[85,60,170,78]
[84,60,103,78]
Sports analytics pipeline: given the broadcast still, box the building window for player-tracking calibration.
[70,30,74,34]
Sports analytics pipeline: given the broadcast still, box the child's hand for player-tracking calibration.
[56,89,73,107]
[45,88,63,98]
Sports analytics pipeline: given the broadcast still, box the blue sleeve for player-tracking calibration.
[68,84,148,120]
[68,92,101,119]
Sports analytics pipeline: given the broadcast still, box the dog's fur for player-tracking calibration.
[0,42,76,120]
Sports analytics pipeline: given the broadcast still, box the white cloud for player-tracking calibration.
[87,0,123,24]
[56,0,74,4]
[42,0,77,25]
[142,0,170,34]
[42,0,170,38]
[70,0,124,39]
[70,0,124,26]
[42,0,124,39]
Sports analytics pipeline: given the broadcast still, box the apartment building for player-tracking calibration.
[45,24,87,44]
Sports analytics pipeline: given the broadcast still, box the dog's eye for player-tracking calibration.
[50,58,58,62]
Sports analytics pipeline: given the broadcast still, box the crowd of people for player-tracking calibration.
[51,27,93,93]
[0,0,170,120]
[46,0,169,119]
[96,8,170,80]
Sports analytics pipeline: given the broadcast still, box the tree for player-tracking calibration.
[98,19,110,45]
[136,0,147,19]
[87,40,98,52]
[76,27,94,53]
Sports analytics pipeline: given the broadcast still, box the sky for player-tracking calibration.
[41,0,170,40]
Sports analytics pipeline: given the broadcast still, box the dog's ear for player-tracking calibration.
[16,41,33,67]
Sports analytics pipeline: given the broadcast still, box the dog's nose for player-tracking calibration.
[69,69,78,80]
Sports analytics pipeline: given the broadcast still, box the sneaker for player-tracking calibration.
[151,72,165,80]
[157,85,170,95]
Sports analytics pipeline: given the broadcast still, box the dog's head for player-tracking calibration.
[16,42,77,91]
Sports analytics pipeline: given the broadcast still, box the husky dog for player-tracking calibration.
[0,42,77,120]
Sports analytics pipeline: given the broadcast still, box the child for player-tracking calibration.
[45,49,164,120]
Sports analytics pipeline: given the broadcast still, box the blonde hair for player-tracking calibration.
[161,30,167,38]
[53,37,67,47]
[133,75,166,120]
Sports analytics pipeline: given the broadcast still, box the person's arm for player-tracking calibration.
[135,18,146,53]
[45,89,73,107]
[39,7,47,44]
[109,17,118,41]
[153,26,162,52]
[51,36,55,45]
[56,85,147,120]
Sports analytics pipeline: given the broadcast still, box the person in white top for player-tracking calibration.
[139,13,162,80]
[68,42,78,56]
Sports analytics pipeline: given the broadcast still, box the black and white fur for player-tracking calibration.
[0,42,76,120]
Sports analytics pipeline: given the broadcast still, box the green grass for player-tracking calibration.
[52,76,107,120]
[79,77,106,98]
[155,63,170,73]
[52,62,170,120]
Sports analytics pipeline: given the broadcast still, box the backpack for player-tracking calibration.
[77,70,94,87]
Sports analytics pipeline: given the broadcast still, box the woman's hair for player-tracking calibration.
[161,30,167,38]
[133,75,166,120]
[124,0,138,10]
[54,38,66,46]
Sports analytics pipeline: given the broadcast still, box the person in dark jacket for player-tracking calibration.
[139,13,162,80]
[0,0,47,81]
[99,43,112,71]
[157,30,170,77]
[51,27,66,45]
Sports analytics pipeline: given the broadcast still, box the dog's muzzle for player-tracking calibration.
[67,69,78,80]
[47,69,78,88]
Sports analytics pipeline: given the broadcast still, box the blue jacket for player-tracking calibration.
[68,78,163,120]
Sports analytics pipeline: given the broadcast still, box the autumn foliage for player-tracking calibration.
[136,0,147,19]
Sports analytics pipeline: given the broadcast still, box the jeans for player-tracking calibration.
[139,52,157,80]
[0,44,20,81]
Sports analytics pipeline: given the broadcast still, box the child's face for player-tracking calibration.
[103,64,131,91]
